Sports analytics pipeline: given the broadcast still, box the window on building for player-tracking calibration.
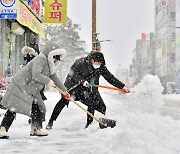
[170,12,175,21]
[156,2,161,15]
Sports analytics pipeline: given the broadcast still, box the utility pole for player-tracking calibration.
[92,0,96,51]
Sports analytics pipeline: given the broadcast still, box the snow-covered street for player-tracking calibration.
[1,75,180,154]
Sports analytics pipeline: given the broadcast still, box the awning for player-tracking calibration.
[17,0,45,38]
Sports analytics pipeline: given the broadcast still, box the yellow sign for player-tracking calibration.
[160,71,165,77]
[44,0,67,24]
[17,0,45,38]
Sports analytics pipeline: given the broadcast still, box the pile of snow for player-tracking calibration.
[127,74,164,114]
[86,74,180,154]
[132,74,164,97]
[89,112,180,154]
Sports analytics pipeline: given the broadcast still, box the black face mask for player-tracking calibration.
[24,54,35,63]
[53,55,61,61]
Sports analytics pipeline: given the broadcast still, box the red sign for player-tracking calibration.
[31,0,40,15]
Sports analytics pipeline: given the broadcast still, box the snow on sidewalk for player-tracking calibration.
[0,74,180,154]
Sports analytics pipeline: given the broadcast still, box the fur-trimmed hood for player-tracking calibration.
[47,48,66,75]
[43,42,67,74]
[21,46,36,56]
[43,42,59,56]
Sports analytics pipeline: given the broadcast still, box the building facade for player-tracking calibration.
[176,0,180,92]
[0,0,44,76]
[130,33,151,86]
[154,0,176,92]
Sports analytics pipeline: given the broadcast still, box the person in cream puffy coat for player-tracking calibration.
[0,43,70,138]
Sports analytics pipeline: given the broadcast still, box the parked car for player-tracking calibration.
[166,82,177,94]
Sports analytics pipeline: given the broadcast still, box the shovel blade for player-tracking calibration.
[99,118,116,129]
[0,136,9,139]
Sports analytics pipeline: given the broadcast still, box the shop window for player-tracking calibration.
[170,12,175,21]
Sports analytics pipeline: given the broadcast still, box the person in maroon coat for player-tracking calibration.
[46,51,129,129]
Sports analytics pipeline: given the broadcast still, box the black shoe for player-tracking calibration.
[46,121,53,130]
[85,124,89,129]
[85,122,92,129]
[28,118,32,124]
[41,94,47,101]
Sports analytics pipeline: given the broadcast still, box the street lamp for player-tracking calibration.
[99,40,113,43]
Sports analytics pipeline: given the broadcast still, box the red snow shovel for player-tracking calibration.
[87,84,130,93]
[53,86,116,129]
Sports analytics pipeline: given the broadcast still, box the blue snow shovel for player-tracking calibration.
[54,86,116,129]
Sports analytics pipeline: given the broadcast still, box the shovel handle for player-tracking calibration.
[53,86,107,128]
[88,84,130,93]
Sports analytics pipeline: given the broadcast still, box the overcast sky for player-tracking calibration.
[67,0,154,73]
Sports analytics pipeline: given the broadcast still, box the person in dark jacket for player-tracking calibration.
[46,51,129,129]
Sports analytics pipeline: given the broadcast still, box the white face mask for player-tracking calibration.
[93,64,101,69]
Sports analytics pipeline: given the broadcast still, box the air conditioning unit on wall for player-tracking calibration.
[11,22,25,35]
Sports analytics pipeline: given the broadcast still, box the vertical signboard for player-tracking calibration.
[22,0,42,18]
[0,0,17,19]
[44,0,67,24]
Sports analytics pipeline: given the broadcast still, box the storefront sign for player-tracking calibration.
[44,0,67,24]
[0,0,17,19]
[17,0,45,38]
[22,0,42,18]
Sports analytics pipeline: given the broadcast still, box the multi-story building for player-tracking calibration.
[155,0,176,91]
[176,0,180,92]
[147,32,156,75]
[137,35,150,80]
[0,0,44,76]
[115,67,129,86]
[131,48,139,85]
[131,33,151,86]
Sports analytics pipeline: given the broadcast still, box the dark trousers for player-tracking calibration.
[49,86,106,125]
[31,103,43,129]
[40,85,47,101]
[1,102,43,132]
[0,110,16,132]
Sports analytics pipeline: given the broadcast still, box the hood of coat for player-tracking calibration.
[48,48,67,75]
[43,42,67,74]
[21,46,36,56]
[42,42,59,56]
[87,51,106,65]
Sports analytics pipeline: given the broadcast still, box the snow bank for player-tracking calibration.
[85,75,180,154]
[128,74,164,114]
[132,74,164,97]
[89,113,180,154]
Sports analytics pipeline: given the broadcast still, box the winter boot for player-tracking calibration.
[46,120,54,130]
[0,126,9,139]
[85,122,92,129]
[30,128,48,136]
[28,118,32,124]
[85,123,89,129]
